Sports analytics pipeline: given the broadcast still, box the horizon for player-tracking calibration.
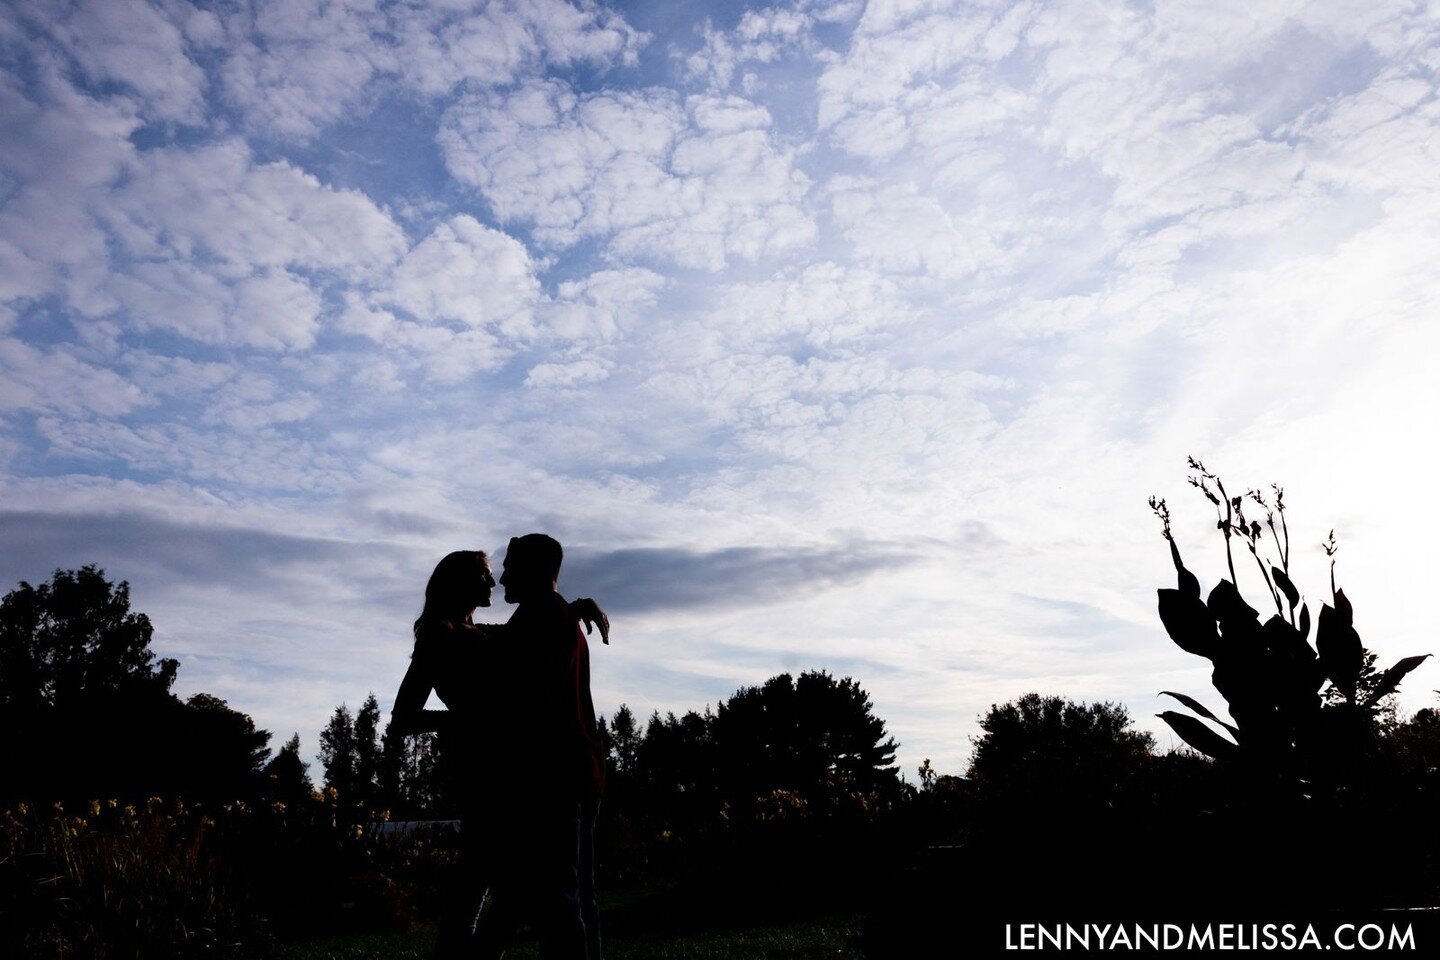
[3,0,1439,780]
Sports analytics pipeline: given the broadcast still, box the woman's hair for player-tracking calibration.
[413,549,487,644]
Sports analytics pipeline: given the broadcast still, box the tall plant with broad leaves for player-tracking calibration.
[1149,459,1428,797]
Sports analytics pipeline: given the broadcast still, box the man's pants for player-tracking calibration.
[472,797,594,960]
[578,797,601,960]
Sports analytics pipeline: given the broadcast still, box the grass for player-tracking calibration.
[280,912,864,960]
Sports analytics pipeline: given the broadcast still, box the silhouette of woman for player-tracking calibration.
[390,549,606,960]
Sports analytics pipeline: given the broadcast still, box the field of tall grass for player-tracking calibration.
[1,797,865,959]
[0,793,461,959]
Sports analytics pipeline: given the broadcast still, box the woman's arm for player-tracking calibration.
[389,654,449,735]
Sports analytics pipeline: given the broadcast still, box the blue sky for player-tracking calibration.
[3,0,1439,778]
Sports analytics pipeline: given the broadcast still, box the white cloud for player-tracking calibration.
[831,180,1003,279]
[440,80,816,269]
[199,371,321,432]
[217,0,394,141]
[326,215,545,383]
[396,0,645,95]
[701,261,909,347]
[0,88,410,349]
[524,357,612,389]
[58,140,406,350]
[34,415,351,493]
[345,228,672,388]
[0,59,139,191]
[43,0,208,124]
[540,266,666,344]
[218,0,646,140]
[120,350,237,401]
[384,214,540,334]
[0,66,137,298]
[684,6,817,90]
[817,0,1020,151]
[0,339,146,417]
[102,141,408,282]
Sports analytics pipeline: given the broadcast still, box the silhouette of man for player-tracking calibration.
[391,547,607,960]
[476,533,605,960]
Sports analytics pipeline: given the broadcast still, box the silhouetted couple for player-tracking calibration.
[391,534,609,960]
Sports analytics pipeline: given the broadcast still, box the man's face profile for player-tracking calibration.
[499,534,560,604]
[499,547,529,605]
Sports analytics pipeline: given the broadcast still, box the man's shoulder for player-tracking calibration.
[512,592,575,631]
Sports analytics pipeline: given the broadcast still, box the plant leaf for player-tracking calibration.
[1157,711,1238,760]
[1298,603,1310,641]
[1206,579,1259,633]
[1365,655,1433,708]
[1271,566,1300,610]
[1261,614,1315,662]
[1159,691,1239,739]
[1334,587,1354,624]
[1169,539,1200,599]
[1158,589,1217,658]
[1316,603,1363,702]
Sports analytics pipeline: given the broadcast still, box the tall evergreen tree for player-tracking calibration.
[319,704,358,801]
[354,693,382,808]
[264,733,315,804]
[609,703,640,777]
[377,723,449,818]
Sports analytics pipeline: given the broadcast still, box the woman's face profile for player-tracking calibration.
[475,560,496,609]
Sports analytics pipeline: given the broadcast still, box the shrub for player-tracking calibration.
[0,798,271,960]
[1149,461,1428,796]
[0,790,460,958]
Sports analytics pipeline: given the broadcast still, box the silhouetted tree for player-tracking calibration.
[378,724,448,818]
[403,730,446,814]
[377,721,405,814]
[174,692,273,798]
[634,708,717,815]
[713,671,900,807]
[0,565,175,710]
[320,703,359,802]
[608,704,640,777]
[916,758,936,792]
[968,693,1154,816]
[354,693,382,808]
[0,566,270,802]
[1387,706,1440,776]
[264,733,316,804]
[322,693,456,818]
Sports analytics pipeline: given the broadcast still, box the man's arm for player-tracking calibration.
[570,597,610,644]
[473,599,610,644]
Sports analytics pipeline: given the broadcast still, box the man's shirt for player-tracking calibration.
[507,590,606,799]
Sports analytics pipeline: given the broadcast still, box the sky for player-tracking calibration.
[3,0,1440,780]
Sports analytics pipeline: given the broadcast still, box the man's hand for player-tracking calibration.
[570,597,611,644]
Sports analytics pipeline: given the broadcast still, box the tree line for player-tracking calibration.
[11,563,1440,824]
[312,669,904,825]
[0,565,908,824]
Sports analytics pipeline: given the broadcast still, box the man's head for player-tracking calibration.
[499,533,563,603]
